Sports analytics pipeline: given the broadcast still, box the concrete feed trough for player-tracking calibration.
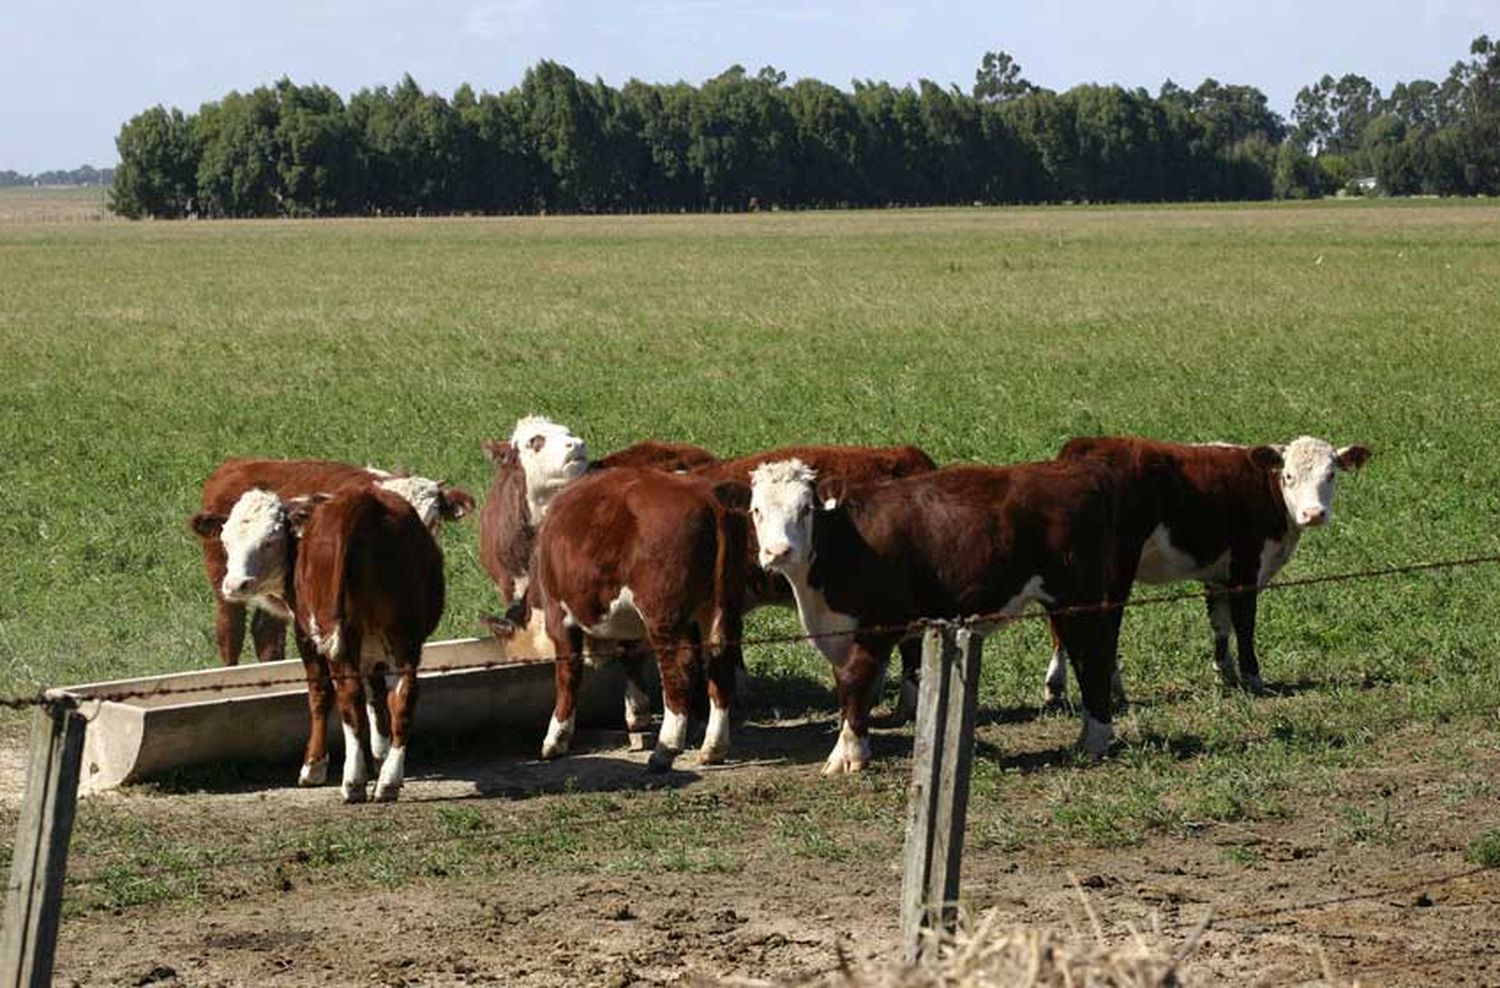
[59,637,636,793]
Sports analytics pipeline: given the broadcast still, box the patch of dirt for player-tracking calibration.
[27,718,1500,987]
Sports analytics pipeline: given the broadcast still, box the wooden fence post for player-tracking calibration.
[899,622,984,965]
[2,694,87,988]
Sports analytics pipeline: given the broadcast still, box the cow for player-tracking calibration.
[746,458,1130,774]
[193,485,445,802]
[595,439,719,473]
[1041,435,1372,702]
[531,467,746,771]
[697,444,938,721]
[189,458,471,666]
[477,418,716,643]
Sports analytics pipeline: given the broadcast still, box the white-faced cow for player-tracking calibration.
[532,466,746,771]
[477,417,718,632]
[196,485,445,802]
[1041,435,1372,703]
[696,444,938,720]
[747,458,1130,773]
[190,458,471,666]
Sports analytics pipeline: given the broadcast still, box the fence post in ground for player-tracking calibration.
[899,621,984,965]
[2,694,86,988]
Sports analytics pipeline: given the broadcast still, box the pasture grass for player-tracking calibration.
[4,201,1500,911]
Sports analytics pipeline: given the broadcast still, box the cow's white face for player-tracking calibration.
[749,459,819,571]
[219,488,290,601]
[375,475,465,535]
[511,416,588,519]
[1267,436,1371,529]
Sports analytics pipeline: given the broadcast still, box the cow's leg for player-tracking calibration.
[375,655,419,802]
[366,669,392,763]
[647,629,696,772]
[331,645,373,804]
[1043,616,1070,709]
[294,630,333,786]
[1056,612,1116,759]
[619,644,654,732]
[1205,588,1237,688]
[1229,589,1266,693]
[699,635,739,766]
[250,608,288,663]
[215,598,247,666]
[879,637,922,727]
[825,641,887,775]
[541,606,584,759]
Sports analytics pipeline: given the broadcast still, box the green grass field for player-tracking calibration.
[3,201,1500,898]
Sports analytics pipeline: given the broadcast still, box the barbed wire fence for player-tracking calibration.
[2,549,1499,982]
[2,551,1497,710]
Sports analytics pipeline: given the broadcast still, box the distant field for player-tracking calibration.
[4,201,1500,984]
[0,185,112,224]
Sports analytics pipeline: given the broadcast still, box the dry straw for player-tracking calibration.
[711,879,1210,988]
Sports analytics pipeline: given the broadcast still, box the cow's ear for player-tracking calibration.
[285,493,329,537]
[1335,445,1372,471]
[815,477,847,510]
[440,485,476,520]
[712,481,751,512]
[482,440,517,467]
[189,511,225,539]
[1249,445,1284,470]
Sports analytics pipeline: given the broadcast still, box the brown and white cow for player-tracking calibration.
[189,458,470,666]
[532,467,746,771]
[478,417,717,630]
[1042,435,1372,702]
[747,458,1131,773]
[194,485,445,802]
[698,444,938,720]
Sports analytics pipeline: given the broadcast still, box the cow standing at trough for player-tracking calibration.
[195,485,445,802]
[190,458,472,665]
[1041,435,1372,703]
[531,467,746,770]
[747,458,1131,773]
[477,417,718,644]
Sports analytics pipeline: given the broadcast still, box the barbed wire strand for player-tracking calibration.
[1,551,1497,711]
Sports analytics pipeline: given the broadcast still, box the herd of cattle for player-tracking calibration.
[186,418,1370,803]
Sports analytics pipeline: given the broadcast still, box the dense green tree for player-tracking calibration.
[1273,140,1324,199]
[973,51,1035,103]
[109,106,197,218]
[689,66,793,209]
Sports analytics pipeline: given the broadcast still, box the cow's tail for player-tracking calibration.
[707,506,747,657]
[317,494,378,663]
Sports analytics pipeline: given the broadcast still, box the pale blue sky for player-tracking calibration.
[2,0,1491,173]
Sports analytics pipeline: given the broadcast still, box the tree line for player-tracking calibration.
[108,36,1500,219]
[0,165,114,188]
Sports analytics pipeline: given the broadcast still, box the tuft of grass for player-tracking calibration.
[1466,828,1500,868]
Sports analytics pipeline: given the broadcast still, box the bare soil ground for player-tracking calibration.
[6,709,1493,988]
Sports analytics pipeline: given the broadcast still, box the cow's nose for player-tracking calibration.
[761,544,791,568]
[222,577,255,597]
[1300,507,1328,526]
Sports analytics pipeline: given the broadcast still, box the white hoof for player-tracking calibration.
[540,714,574,760]
[372,783,400,803]
[821,723,870,775]
[298,757,328,787]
